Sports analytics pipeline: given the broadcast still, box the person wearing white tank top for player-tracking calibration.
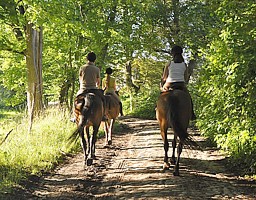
[161,45,196,120]
[161,45,188,91]
[166,61,187,83]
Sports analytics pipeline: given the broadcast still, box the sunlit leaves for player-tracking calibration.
[194,0,256,174]
[0,51,26,106]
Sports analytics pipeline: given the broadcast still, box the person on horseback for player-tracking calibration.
[161,45,196,120]
[76,52,107,121]
[102,67,124,116]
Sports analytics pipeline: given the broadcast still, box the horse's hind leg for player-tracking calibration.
[160,126,170,170]
[171,134,177,165]
[173,141,184,176]
[85,127,92,166]
[104,121,110,146]
[80,127,89,166]
[108,119,115,145]
[87,126,98,166]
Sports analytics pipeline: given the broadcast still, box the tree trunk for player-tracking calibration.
[25,23,43,132]
[125,61,140,94]
[172,0,181,44]
[59,48,73,110]
[187,58,196,83]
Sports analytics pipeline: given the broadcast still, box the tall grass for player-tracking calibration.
[0,108,104,193]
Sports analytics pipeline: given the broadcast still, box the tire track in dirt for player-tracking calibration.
[4,117,256,200]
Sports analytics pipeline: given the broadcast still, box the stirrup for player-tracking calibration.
[102,115,108,121]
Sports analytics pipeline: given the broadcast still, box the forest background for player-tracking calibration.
[0,0,255,193]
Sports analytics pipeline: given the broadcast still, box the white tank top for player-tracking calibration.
[166,61,186,83]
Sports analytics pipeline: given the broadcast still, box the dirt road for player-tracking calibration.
[6,117,256,199]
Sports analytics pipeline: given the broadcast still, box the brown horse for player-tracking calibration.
[104,93,120,146]
[69,92,103,166]
[156,89,192,176]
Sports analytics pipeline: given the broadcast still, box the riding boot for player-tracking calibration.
[191,112,196,121]
[181,86,196,121]
[102,97,108,121]
[119,102,124,116]
[191,101,196,121]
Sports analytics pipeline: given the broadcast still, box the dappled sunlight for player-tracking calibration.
[98,118,256,199]
[3,118,255,199]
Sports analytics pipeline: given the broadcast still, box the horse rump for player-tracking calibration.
[169,92,200,149]
[68,93,95,144]
[104,93,120,117]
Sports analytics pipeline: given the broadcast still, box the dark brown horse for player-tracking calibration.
[69,92,103,166]
[104,93,120,146]
[156,89,192,176]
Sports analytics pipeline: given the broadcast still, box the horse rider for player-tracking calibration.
[102,67,124,116]
[76,51,107,121]
[161,45,196,120]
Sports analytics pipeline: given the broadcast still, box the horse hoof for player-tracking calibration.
[86,158,93,166]
[173,171,180,176]
[163,162,170,170]
[170,158,176,165]
[173,167,180,176]
[108,140,112,145]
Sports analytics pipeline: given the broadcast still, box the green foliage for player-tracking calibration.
[0,0,213,107]
[128,90,159,119]
[0,51,27,107]
[119,58,163,119]
[194,0,256,175]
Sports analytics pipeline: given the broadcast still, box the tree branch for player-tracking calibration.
[153,48,171,55]
[0,129,13,146]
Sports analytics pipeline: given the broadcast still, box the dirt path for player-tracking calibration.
[6,117,256,199]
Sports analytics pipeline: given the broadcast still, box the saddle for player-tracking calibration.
[160,82,186,93]
[75,89,105,109]
[161,86,185,94]
[79,89,104,96]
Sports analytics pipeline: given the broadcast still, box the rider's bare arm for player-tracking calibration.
[162,62,170,82]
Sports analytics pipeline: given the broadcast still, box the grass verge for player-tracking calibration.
[0,107,106,195]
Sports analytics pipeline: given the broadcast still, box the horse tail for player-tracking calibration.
[170,99,189,141]
[80,94,94,124]
[170,97,201,150]
[68,94,93,144]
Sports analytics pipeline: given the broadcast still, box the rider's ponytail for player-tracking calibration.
[171,45,184,63]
